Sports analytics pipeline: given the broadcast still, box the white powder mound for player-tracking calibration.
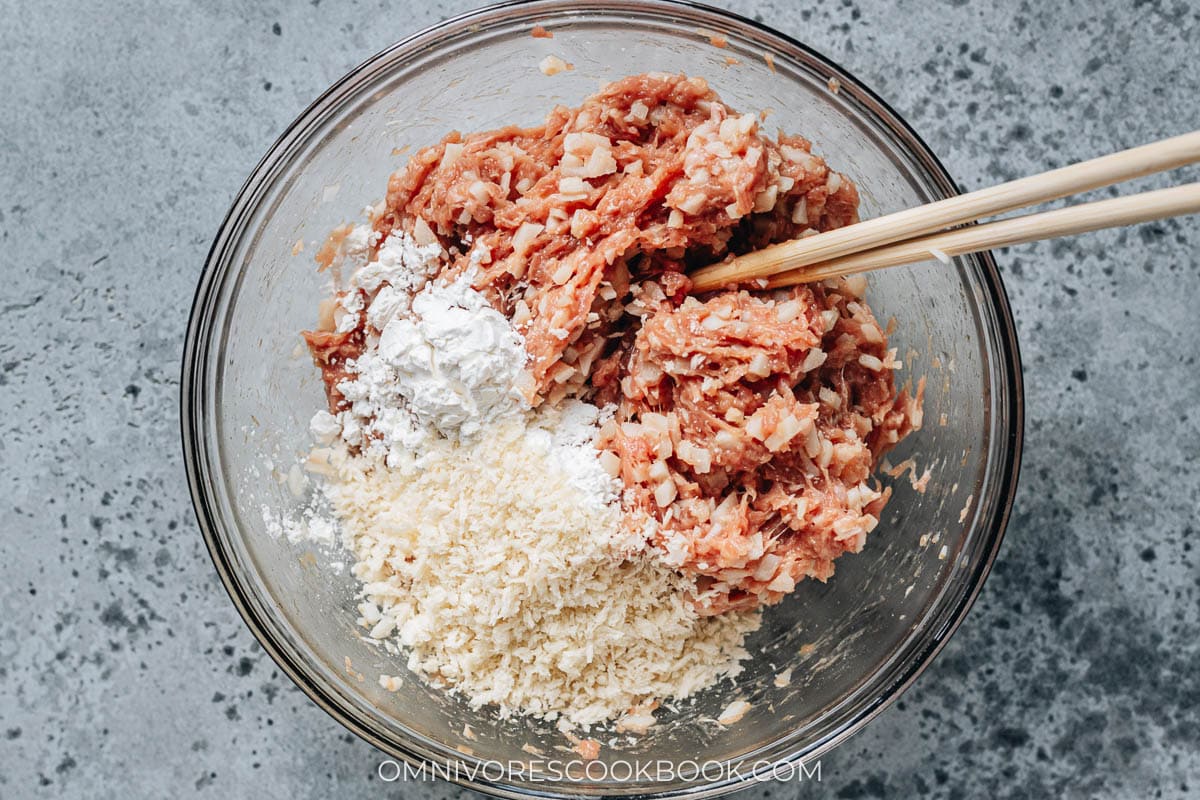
[373,275,528,439]
[319,415,758,726]
[328,251,531,463]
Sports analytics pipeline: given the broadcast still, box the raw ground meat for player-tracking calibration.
[305,73,923,615]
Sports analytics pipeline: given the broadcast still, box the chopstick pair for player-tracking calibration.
[688,130,1200,291]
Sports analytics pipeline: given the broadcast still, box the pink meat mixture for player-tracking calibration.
[305,73,923,615]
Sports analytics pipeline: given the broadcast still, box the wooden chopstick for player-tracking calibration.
[688,129,1200,292]
[762,182,1200,288]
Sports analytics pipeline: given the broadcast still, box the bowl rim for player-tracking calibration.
[181,1,1024,796]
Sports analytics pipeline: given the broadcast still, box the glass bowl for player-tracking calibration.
[181,1,1023,796]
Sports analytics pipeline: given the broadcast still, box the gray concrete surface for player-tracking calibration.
[2,0,1198,797]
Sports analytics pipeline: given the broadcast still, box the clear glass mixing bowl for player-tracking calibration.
[181,1,1023,796]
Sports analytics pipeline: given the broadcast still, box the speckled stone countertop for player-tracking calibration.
[1,0,1197,797]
